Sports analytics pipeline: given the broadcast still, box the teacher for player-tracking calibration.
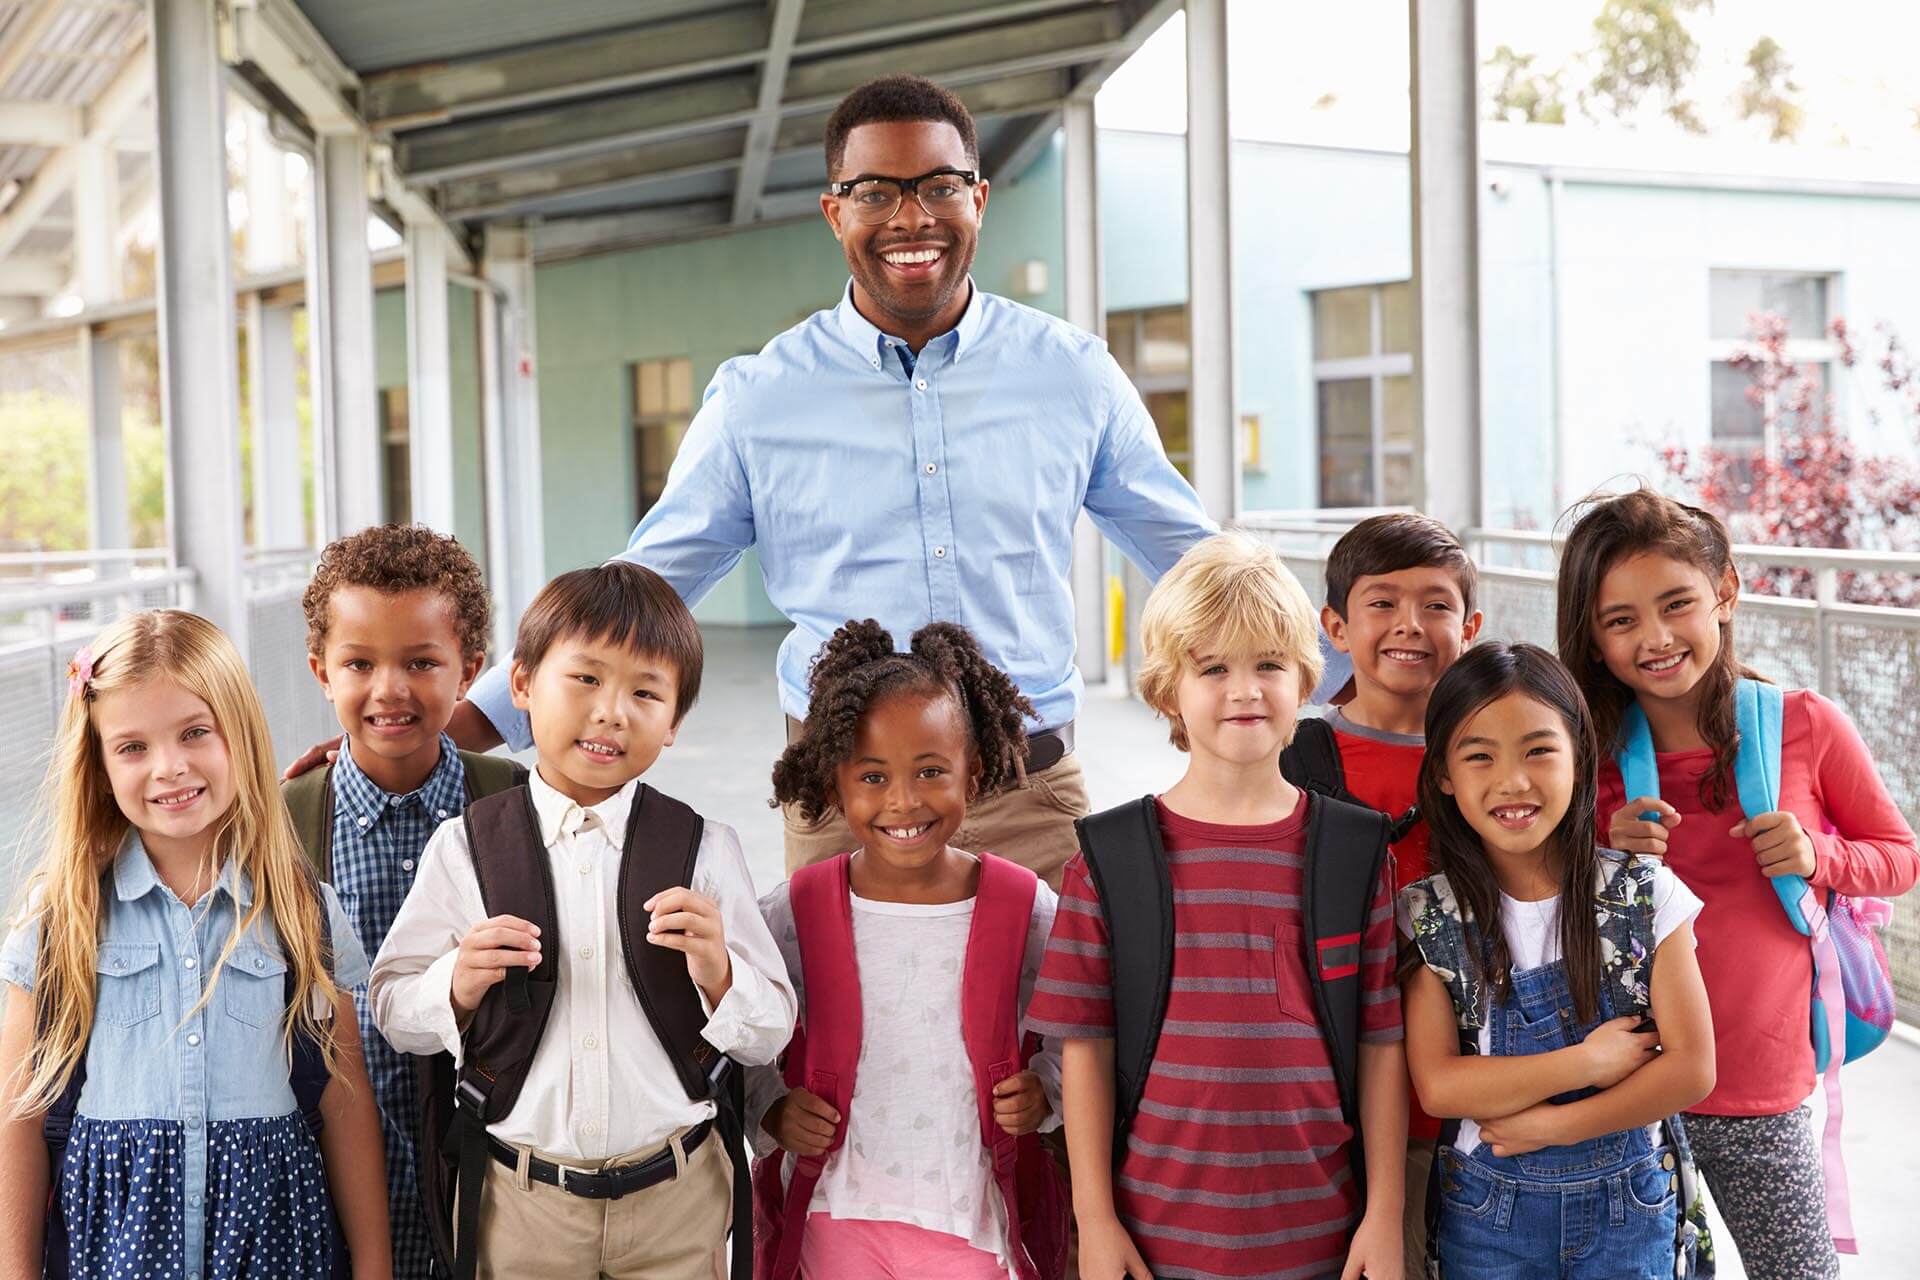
[447,75,1214,885]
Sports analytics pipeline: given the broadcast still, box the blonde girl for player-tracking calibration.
[0,609,392,1279]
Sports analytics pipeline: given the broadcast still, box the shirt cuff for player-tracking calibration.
[465,663,534,753]
[699,961,784,1065]
[422,949,468,1065]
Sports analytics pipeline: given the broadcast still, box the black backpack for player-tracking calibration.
[1280,715,1423,846]
[40,880,342,1278]
[281,749,528,880]
[422,782,751,1280]
[1073,793,1391,1208]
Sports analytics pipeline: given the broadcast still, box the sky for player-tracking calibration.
[1096,0,1920,159]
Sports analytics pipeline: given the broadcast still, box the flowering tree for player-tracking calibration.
[1656,313,1920,606]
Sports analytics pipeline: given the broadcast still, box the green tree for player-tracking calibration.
[1736,36,1804,142]
[1585,0,1712,133]
[0,392,169,553]
[1485,44,1567,124]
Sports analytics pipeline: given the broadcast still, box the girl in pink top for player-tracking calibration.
[1554,488,1918,1280]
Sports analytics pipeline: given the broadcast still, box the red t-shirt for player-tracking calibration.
[1597,689,1918,1115]
[1323,709,1441,1142]
[1028,795,1401,1280]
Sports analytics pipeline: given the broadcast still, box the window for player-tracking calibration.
[1707,270,1839,462]
[380,387,409,524]
[1311,282,1413,508]
[1106,306,1192,477]
[631,357,693,522]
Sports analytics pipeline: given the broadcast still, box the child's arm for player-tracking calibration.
[1061,1038,1151,1280]
[1013,882,1064,1135]
[1788,694,1920,898]
[367,824,500,1056]
[0,983,48,1274]
[1403,963,1657,1121]
[1341,1041,1408,1280]
[1477,920,1714,1155]
[317,992,393,1280]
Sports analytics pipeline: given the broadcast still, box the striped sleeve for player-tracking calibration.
[1025,852,1116,1039]
[1359,854,1404,1043]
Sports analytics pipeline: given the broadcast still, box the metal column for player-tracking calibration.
[1408,0,1483,532]
[405,219,455,534]
[1184,0,1238,522]
[480,226,546,652]
[1063,98,1107,683]
[308,131,381,539]
[149,0,247,642]
[247,298,305,548]
[74,133,125,553]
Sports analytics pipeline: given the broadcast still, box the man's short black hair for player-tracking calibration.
[824,75,979,180]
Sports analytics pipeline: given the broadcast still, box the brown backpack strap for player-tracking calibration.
[458,749,528,802]
[281,764,336,881]
[615,784,715,1100]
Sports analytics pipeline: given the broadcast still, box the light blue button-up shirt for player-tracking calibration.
[0,833,368,1272]
[468,282,1215,744]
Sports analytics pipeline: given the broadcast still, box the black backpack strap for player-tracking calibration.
[1302,794,1392,1214]
[1072,796,1174,1163]
[282,763,336,881]
[1279,716,1346,798]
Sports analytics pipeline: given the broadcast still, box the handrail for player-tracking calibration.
[1463,526,1920,575]
[0,569,198,614]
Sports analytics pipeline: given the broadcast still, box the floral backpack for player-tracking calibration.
[1401,853,1715,1279]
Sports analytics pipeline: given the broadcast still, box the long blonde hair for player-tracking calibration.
[8,609,343,1117]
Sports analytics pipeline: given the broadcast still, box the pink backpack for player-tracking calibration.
[751,851,1069,1280]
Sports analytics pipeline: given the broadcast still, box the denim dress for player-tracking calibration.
[0,834,370,1280]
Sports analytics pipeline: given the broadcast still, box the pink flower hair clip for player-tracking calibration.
[66,645,94,701]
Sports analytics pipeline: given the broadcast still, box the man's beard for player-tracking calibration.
[850,239,974,324]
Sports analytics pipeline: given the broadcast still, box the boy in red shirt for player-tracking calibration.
[1031,533,1406,1280]
[1282,513,1480,1273]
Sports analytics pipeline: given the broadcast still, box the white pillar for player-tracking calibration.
[74,131,125,554]
[1408,0,1483,532]
[405,220,455,534]
[247,298,305,548]
[1184,0,1237,522]
[244,113,291,270]
[480,225,546,651]
[1063,99,1108,684]
[150,0,247,644]
[308,131,381,540]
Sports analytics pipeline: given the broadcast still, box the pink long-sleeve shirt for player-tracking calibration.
[1598,688,1918,1116]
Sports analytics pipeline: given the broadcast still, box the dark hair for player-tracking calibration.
[303,523,491,659]
[514,561,703,723]
[1324,512,1478,619]
[1554,488,1761,811]
[824,75,979,180]
[1420,641,1607,1023]
[772,620,1030,824]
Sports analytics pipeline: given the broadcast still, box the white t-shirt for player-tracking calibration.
[748,875,1061,1268]
[1398,864,1701,1154]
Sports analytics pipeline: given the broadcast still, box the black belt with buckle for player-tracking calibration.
[489,1118,712,1200]
[1026,721,1075,774]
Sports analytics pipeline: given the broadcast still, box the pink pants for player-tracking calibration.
[798,1214,1010,1279]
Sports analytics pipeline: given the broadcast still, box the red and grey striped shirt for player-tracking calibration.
[1028,795,1401,1280]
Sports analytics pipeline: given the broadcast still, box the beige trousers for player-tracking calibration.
[1404,1140,1435,1277]
[780,722,1089,890]
[471,1126,732,1280]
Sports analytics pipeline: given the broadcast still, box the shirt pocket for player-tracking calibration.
[1271,922,1318,1025]
[94,942,161,1028]
[222,943,289,1029]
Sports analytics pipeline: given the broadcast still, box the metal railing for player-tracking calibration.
[1233,511,1920,1017]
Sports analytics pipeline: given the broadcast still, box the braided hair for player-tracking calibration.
[771,619,1032,824]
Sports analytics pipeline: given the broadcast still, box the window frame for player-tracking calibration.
[1310,281,1413,508]
[1705,268,1843,463]
[629,356,694,524]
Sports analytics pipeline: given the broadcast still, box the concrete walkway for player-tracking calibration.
[645,625,1917,1279]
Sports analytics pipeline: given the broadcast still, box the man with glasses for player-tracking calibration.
[375,76,1213,886]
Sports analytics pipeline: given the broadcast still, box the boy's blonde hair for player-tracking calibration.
[7,609,344,1117]
[1138,533,1324,750]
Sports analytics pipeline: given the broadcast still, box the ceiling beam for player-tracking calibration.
[0,0,65,92]
[732,0,806,226]
[0,253,65,295]
[529,199,733,258]
[0,100,81,146]
[400,6,1125,185]
[0,44,148,263]
[224,0,361,135]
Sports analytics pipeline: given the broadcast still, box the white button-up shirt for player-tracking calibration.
[369,770,796,1160]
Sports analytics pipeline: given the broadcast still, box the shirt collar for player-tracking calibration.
[526,766,637,847]
[333,733,468,827]
[833,277,983,368]
[112,830,253,907]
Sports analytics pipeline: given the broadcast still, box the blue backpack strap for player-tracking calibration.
[1733,678,1816,938]
[1617,703,1662,818]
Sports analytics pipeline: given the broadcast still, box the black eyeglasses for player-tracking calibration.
[826,168,980,225]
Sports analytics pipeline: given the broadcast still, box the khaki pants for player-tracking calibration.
[471,1127,732,1280]
[1404,1140,1434,1277]
[781,717,1089,890]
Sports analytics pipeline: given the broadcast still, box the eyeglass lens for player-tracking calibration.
[845,175,972,224]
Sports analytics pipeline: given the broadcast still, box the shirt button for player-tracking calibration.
[436,808,448,819]
[390,796,403,807]
[915,378,927,390]
[187,1033,201,1046]
[402,859,416,872]
[933,546,946,558]
[869,356,880,367]
[578,864,590,875]
[580,947,594,960]
[189,1193,202,1207]
[356,816,369,828]
[254,957,266,970]
[111,958,124,970]
[925,463,937,474]
[182,956,196,970]
[583,1034,598,1050]
[582,1122,598,1137]
[187,1114,201,1129]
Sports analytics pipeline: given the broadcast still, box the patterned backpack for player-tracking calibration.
[1401,854,1715,1279]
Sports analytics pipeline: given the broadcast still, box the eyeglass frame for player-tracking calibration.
[825,167,982,222]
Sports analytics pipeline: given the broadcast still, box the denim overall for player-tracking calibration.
[1401,853,1713,1280]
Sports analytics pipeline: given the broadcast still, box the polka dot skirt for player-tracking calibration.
[61,1113,334,1278]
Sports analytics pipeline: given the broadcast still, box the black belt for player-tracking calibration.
[488,1118,712,1200]
[1026,721,1075,773]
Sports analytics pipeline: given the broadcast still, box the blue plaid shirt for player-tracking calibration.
[330,736,468,1280]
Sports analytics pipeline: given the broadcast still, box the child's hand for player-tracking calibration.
[764,1087,841,1158]
[1734,812,1817,879]
[991,1070,1046,1135]
[1477,1103,1562,1157]
[281,735,342,781]
[644,887,733,1003]
[1580,1014,1660,1087]
[450,915,541,1016]
[1609,797,1679,857]
[1340,1205,1404,1280]
[1077,1213,1152,1279]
